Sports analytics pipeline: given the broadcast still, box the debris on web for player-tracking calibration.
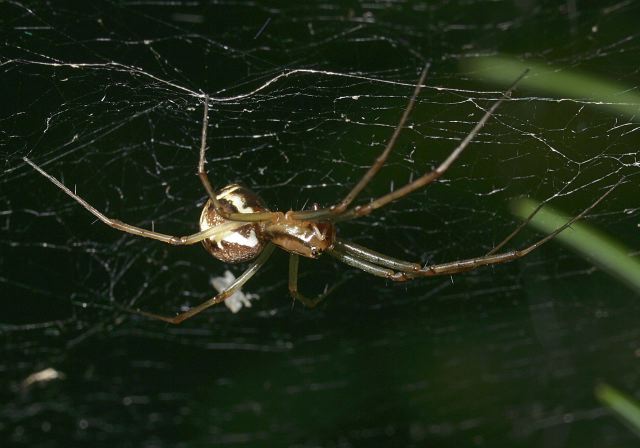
[210,271,260,313]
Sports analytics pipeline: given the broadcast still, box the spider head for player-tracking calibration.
[305,221,336,258]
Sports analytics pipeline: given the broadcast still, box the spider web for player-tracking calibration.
[1,1,639,447]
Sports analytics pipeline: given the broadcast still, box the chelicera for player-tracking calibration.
[24,65,616,324]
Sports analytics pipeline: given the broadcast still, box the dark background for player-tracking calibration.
[1,1,639,447]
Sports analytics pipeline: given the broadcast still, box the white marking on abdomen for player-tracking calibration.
[216,185,240,200]
[217,186,255,214]
[218,229,259,248]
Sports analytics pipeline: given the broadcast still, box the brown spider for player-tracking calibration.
[24,65,616,324]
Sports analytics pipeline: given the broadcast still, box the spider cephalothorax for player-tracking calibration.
[266,213,336,259]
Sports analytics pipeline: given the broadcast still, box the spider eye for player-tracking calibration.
[311,247,319,257]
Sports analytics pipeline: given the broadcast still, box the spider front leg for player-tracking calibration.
[338,71,530,222]
[291,69,529,223]
[328,246,413,281]
[287,64,431,222]
[330,181,619,280]
[134,243,276,324]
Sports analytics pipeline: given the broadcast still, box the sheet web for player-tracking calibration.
[2,1,639,446]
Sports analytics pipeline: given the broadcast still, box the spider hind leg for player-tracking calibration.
[131,243,276,324]
[288,254,347,307]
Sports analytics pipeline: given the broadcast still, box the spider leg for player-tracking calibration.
[485,199,548,256]
[419,180,620,276]
[334,240,421,272]
[329,180,619,279]
[290,64,431,221]
[328,246,411,281]
[24,157,244,245]
[133,243,275,324]
[335,69,530,222]
[288,254,344,307]
[198,94,218,202]
[196,95,287,223]
[288,64,430,221]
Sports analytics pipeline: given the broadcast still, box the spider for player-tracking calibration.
[24,65,616,324]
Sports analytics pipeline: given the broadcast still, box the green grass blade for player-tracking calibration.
[463,56,640,119]
[596,383,640,434]
[511,198,640,293]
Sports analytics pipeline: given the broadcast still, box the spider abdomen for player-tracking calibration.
[199,184,269,263]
